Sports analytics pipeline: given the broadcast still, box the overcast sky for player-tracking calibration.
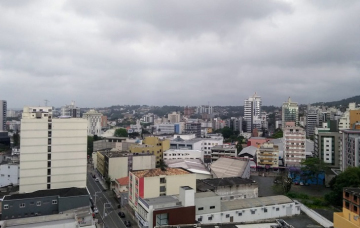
[1,1,359,108]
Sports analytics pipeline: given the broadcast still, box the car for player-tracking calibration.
[95,178,99,182]
[293,181,299,185]
[118,212,125,218]
[93,207,99,214]
[305,182,310,186]
[299,182,304,186]
[124,220,131,227]
[92,174,96,178]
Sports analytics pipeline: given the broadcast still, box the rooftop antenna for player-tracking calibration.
[44,99,49,106]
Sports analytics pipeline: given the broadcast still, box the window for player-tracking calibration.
[251,210,255,214]
[52,200,57,204]
[345,192,350,198]
[354,195,358,201]
[160,186,166,192]
[37,201,41,206]
[30,202,34,205]
[48,154,51,160]
[19,203,25,208]
[8,175,10,177]
[208,216,212,221]
[276,208,279,211]
[238,213,242,216]
[4,204,9,209]
[47,176,51,183]
[48,146,51,152]
[226,214,230,218]
[156,213,168,226]
[210,206,215,209]
[8,166,10,169]
[264,208,268,213]
[47,169,51,175]
[47,184,50,190]
[160,178,166,184]
[198,207,204,211]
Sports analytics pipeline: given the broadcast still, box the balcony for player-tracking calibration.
[259,161,274,165]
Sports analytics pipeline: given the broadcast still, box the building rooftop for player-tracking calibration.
[165,159,211,175]
[141,195,179,206]
[221,195,293,211]
[249,137,267,140]
[344,187,360,195]
[197,177,256,192]
[342,129,360,134]
[211,145,236,150]
[210,157,250,178]
[4,187,88,200]
[195,192,218,198]
[171,137,203,143]
[116,176,129,186]
[239,146,258,157]
[131,168,191,178]
[100,151,153,158]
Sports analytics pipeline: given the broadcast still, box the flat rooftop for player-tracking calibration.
[221,195,293,211]
[344,187,360,195]
[197,177,256,192]
[131,168,191,178]
[141,195,179,206]
[195,192,218,199]
[100,151,153,158]
[4,187,88,200]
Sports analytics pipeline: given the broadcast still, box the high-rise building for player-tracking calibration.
[341,129,360,171]
[167,112,180,123]
[195,105,213,114]
[306,107,319,138]
[314,121,341,168]
[0,100,7,131]
[244,93,262,133]
[60,101,80,118]
[20,106,87,193]
[184,122,201,138]
[82,109,102,135]
[282,97,299,126]
[283,122,306,167]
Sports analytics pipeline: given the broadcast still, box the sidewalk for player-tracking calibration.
[93,169,108,190]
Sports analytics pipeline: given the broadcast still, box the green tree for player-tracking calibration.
[300,158,327,184]
[271,128,283,138]
[236,142,243,153]
[221,127,234,139]
[13,131,20,147]
[114,128,128,137]
[87,136,94,156]
[273,171,292,194]
[325,167,360,206]
[158,159,168,171]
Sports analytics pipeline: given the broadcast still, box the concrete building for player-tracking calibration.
[6,109,16,118]
[306,107,320,138]
[334,187,360,228]
[282,97,299,126]
[0,131,10,147]
[96,151,156,181]
[163,149,204,161]
[6,120,21,132]
[60,101,80,118]
[0,100,7,131]
[20,106,87,193]
[184,122,201,138]
[341,129,360,171]
[256,142,279,169]
[339,103,360,130]
[244,93,261,133]
[283,122,306,167]
[314,121,341,168]
[210,157,251,179]
[195,195,300,224]
[165,159,212,180]
[154,123,175,135]
[136,187,196,228]
[196,105,213,114]
[130,136,170,165]
[1,187,89,220]
[93,137,127,151]
[129,168,196,210]
[167,112,181,124]
[0,161,19,187]
[211,145,237,162]
[196,177,258,201]
[238,146,257,160]
[82,109,102,136]
[247,137,268,147]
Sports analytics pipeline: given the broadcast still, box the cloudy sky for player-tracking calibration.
[1,0,359,108]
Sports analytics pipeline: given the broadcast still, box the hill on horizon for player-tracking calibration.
[312,95,360,107]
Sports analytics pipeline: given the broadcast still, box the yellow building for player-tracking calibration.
[130,136,170,166]
[96,151,105,177]
[256,142,279,168]
[350,110,360,130]
[334,187,360,228]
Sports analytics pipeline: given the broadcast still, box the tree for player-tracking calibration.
[300,158,327,184]
[271,128,283,138]
[158,159,168,171]
[273,171,292,194]
[325,167,360,206]
[114,128,128,137]
[13,131,20,147]
[236,142,243,153]
[87,136,94,156]
[221,127,234,139]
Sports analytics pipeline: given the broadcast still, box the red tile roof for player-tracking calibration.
[116,176,129,186]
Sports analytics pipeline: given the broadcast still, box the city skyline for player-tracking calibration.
[1,1,360,108]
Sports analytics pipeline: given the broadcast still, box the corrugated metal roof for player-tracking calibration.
[221,195,293,211]
[210,158,249,178]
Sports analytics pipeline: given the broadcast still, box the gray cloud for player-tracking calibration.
[0,0,359,109]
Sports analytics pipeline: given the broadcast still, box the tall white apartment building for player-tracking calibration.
[283,122,306,167]
[196,105,213,114]
[60,101,80,118]
[282,97,299,126]
[6,110,16,118]
[244,93,262,133]
[0,100,7,131]
[82,109,102,135]
[20,106,87,193]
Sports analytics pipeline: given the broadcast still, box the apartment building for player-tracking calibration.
[0,100,7,131]
[184,122,201,138]
[211,145,237,162]
[60,101,80,118]
[130,136,170,165]
[334,187,360,228]
[154,123,175,134]
[282,97,299,126]
[128,168,196,210]
[167,112,180,123]
[256,142,279,169]
[96,151,156,180]
[93,137,127,151]
[82,109,102,136]
[196,105,213,114]
[339,103,360,130]
[341,129,360,171]
[283,122,306,167]
[244,93,261,133]
[314,121,341,168]
[163,149,204,161]
[306,107,320,137]
[20,106,87,193]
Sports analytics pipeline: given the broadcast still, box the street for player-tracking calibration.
[87,165,128,228]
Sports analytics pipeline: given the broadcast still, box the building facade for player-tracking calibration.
[244,93,261,133]
[0,100,7,131]
[20,106,87,193]
[256,142,279,168]
[167,112,180,124]
[341,129,360,171]
[334,187,360,228]
[283,122,306,167]
[282,97,299,126]
[0,162,19,187]
[306,107,320,137]
[211,145,237,162]
[82,109,102,136]
[184,122,201,138]
[163,149,204,161]
[60,101,80,118]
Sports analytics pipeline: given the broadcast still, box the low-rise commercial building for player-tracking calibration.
[210,157,250,179]
[163,149,204,161]
[0,161,19,187]
[129,168,196,210]
[256,142,279,169]
[165,159,212,179]
[334,187,360,228]
[211,145,237,162]
[93,137,127,151]
[238,146,257,160]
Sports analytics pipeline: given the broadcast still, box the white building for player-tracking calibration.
[20,106,87,193]
[0,162,19,187]
[6,120,20,132]
[338,103,360,130]
[154,123,175,135]
[244,93,261,133]
[60,101,80,118]
[0,100,7,131]
[163,149,204,161]
[283,122,306,167]
[196,105,213,114]
[282,97,299,126]
[6,110,16,118]
[82,109,102,136]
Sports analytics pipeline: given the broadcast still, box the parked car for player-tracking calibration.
[118,212,125,218]
[293,181,299,185]
[92,174,96,178]
[95,178,99,182]
[299,182,304,186]
[124,220,131,227]
[117,204,121,209]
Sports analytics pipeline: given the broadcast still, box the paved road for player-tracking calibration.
[87,166,128,228]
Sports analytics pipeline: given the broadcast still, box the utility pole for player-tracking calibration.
[44,99,49,106]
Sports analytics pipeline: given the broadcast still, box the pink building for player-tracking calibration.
[247,137,268,147]
[284,122,306,167]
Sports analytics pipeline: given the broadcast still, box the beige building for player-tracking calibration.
[130,136,170,165]
[96,151,156,180]
[283,122,306,167]
[20,107,87,193]
[256,142,279,168]
[82,109,102,136]
[167,112,181,123]
[129,168,196,210]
